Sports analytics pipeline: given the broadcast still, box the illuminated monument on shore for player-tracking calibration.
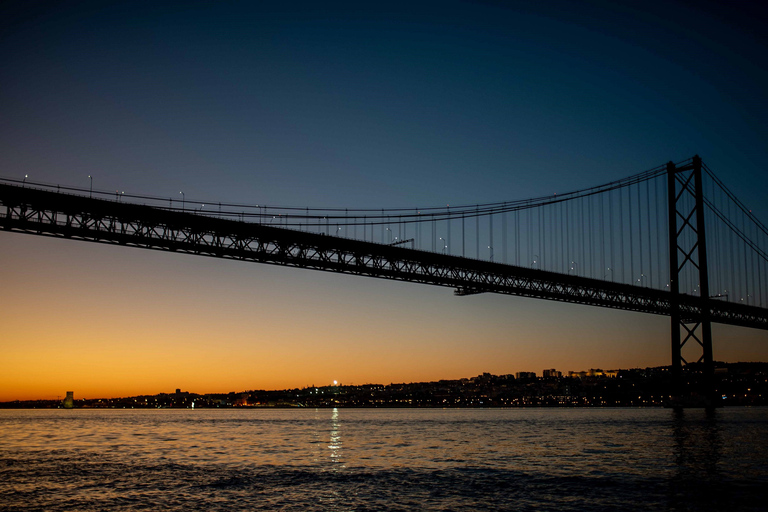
[62,391,74,409]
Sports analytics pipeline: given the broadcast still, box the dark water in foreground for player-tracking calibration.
[1,407,766,511]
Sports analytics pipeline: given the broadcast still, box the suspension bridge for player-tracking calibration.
[2,156,766,405]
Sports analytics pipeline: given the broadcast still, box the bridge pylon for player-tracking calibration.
[667,155,715,407]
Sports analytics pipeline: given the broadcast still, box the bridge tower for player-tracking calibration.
[667,155,715,405]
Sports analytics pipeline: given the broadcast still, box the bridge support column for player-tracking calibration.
[667,155,716,407]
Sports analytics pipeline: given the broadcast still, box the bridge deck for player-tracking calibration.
[2,184,766,330]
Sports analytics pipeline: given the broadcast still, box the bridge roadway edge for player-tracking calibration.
[1,184,766,331]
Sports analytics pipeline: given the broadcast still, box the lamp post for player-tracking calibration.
[440,237,447,254]
[532,254,539,268]
[88,175,92,198]
[179,191,185,211]
[22,174,28,187]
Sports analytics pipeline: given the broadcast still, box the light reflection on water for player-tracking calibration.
[1,407,766,511]
[328,407,343,466]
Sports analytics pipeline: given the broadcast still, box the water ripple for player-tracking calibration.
[0,408,766,511]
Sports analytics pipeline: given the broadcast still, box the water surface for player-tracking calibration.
[1,407,766,511]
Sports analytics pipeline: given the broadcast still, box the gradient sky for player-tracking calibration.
[1,1,767,401]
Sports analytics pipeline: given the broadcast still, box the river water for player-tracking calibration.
[1,407,766,511]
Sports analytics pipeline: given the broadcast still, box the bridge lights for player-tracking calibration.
[604,268,613,280]
[23,174,28,187]
[88,175,92,198]
[440,237,447,254]
[179,191,184,211]
[532,254,539,268]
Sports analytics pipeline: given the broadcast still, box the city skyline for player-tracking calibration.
[2,1,768,402]
[4,361,766,407]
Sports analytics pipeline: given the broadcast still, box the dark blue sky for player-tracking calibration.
[3,1,767,209]
[1,1,767,397]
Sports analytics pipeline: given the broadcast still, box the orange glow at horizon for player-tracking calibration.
[1,235,767,402]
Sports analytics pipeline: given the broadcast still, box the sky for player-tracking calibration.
[1,0,767,401]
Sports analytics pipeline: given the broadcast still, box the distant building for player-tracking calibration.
[516,371,536,380]
[543,369,562,378]
[62,391,74,409]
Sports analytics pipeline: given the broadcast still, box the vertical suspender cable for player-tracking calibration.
[476,205,480,259]
[502,208,507,264]
[742,207,749,302]
[758,219,764,306]
[579,196,584,276]
[490,213,494,261]
[560,201,565,272]
[565,199,569,273]
[729,198,735,301]
[655,176,662,289]
[432,217,436,252]
[528,206,532,267]
[646,179,653,288]
[600,192,605,279]
[539,206,543,271]
[447,208,451,255]
[629,185,635,284]
[588,195,593,278]
[619,187,624,283]
[516,210,520,266]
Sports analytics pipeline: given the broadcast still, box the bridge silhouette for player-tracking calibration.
[2,156,766,405]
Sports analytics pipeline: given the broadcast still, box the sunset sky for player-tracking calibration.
[1,1,767,401]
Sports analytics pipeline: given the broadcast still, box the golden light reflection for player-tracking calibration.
[328,408,343,467]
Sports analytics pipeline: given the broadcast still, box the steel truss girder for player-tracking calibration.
[1,183,767,331]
